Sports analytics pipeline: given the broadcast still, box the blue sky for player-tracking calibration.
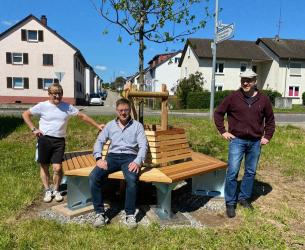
[1,0,305,82]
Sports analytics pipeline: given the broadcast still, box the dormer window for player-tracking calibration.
[21,29,44,42]
[28,30,38,41]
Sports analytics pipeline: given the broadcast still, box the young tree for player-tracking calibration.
[176,72,204,108]
[92,0,210,120]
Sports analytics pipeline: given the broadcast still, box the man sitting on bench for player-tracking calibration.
[89,98,148,228]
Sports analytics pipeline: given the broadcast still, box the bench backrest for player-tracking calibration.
[102,127,191,166]
[62,127,192,172]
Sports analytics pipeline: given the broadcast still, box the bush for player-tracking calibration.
[176,72,204,108]
[261,89,282,105]
[302,92,305,105]
[187,90,233,109]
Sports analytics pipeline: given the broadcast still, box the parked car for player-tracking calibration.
[99,90,108,100]
[89,93,103,106]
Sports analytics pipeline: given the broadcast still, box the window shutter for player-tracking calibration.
[38,30,44,42]
[54,78,59,84]
[49,54,53,65]
[21,29,27,41]
[24,78,29,89]
[7,77,12,88]
[43,54,47,65]
[6,52,12,64]
[38,78,43,89]
[23,53,28,64]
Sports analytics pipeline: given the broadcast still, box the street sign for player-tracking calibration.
[216,23,234,44]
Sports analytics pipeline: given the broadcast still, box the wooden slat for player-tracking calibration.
[146,152,192,164]
[148,143,189,153]
[108,167,172,183]
[80,155,93,168]
[167,163,227,182]
[148,138,188,147]
[62,159,69,172]
[70,153,81,169]
[149,148,191,159]
[146,133,186,142]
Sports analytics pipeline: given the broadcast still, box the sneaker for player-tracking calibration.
[43,190,53,203]
[125,215,137,229]
[238,199,254,210]
[93,213,107,228]
[226,205,236,218]
[53,190,63,202]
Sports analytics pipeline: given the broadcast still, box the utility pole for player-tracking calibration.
[209,0,219,120]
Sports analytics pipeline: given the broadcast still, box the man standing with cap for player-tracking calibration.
[214,69,275,218]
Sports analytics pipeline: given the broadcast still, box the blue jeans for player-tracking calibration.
[225,138,261,205]
[89,153,138,215]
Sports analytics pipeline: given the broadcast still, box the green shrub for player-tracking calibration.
[261,89,282,105]
[302,92,305,105]
[187,90,233,109]
[176,72,204,108]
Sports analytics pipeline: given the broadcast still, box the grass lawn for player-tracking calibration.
[0,115,304,249]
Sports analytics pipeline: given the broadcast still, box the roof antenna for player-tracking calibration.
[275,0,282,41]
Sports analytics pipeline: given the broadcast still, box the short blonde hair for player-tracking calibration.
[48,83,63,95]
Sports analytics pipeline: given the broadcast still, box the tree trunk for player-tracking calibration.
[138,12,145,91]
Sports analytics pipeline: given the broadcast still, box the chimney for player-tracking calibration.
[40,15,47,26]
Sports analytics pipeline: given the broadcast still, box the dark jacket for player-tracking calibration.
[214,89,275,140]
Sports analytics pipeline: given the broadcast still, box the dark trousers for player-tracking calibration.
[89,153,138,215]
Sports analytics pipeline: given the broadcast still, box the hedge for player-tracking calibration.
[186,89,282,109]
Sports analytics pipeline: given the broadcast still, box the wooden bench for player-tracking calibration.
[62,127,227,219]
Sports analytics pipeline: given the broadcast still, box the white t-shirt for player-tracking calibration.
[30,101,79,138]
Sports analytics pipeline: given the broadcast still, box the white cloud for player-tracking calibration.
[119,70,126,75]
[94,65,107,71]
[1,20,15,26]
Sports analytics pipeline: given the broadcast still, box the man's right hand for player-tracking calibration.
[96,159,108,170]
[221,132,236,140]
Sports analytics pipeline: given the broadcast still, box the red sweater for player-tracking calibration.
[214,89,275,140]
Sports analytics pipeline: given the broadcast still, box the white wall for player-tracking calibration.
[0,18,76,98]
[153,52,182,95]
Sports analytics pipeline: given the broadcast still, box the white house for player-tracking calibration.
[256,38,305,103]
[179,38,271,92]
[145,51,182,95]
[179,38,305,104]
[0,14,95,104]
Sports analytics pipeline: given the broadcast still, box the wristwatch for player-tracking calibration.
[31,127,37,132]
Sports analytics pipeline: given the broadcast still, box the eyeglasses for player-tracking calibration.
[49,92,63,98]
[117,109,130,113]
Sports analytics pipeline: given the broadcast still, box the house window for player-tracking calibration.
[288,85,300,97]
[215,62,224,74]
[175,57,180,63]
[184,67,188,77]
[12,53,23,64]
[240,63,247,72]
[215,84,223,92]
[13,77,24,89]
[43,79,54,89]
[28,30,38,41]
[43,54,53,66]
[290,63,301,76]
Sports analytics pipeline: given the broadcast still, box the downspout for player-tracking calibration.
[283,58,290,97]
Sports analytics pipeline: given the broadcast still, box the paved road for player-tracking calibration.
[1,91,305,128]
